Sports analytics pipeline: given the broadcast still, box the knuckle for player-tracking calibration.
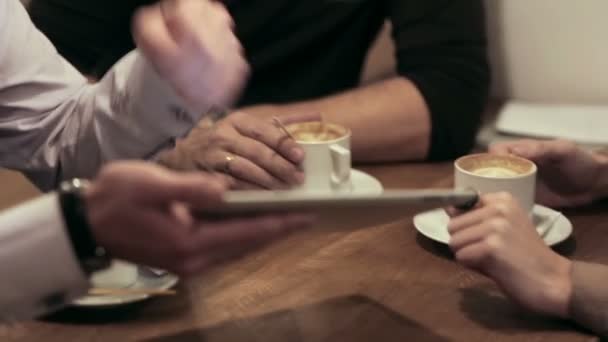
[484,234,503,252]
[494,203,510,216]
[207,135,225,149]
[477,244,494,263]
[488,218,508,234]
[253,148,274,167]
[209,130,232,146]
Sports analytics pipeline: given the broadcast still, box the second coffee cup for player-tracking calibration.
[454,153,537,212]
[286,121,352,193]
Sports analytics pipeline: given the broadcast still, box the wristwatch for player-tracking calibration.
[58,179,111,275]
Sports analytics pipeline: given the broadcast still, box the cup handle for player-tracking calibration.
[330,144,351,189]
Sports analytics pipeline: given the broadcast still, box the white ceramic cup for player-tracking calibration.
[286,122,352,193]
[90,260,138,289]
[454,153,537,212]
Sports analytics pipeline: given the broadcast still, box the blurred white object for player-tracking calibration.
[486,0,608,104]
[495,102,608,145]
[479,0,608,148]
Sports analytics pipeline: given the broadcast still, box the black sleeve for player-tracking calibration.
[28,0,149,77]
[386,0,490,161]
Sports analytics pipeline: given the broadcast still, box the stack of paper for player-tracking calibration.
[495,102,608,145]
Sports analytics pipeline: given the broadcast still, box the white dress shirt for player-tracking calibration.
[0,0,204,319]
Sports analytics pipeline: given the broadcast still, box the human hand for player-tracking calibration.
[448,192,572,317]
[490,139,608,207]
[132,0,249,111]
[85,162,314,276]
[160,112,321,190]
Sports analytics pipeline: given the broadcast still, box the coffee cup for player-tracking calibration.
[454,153,537,212]
[286,121,352,193]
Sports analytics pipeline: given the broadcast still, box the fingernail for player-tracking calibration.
[290,147,304,161]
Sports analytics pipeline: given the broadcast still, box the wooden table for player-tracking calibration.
[2,163,606,341]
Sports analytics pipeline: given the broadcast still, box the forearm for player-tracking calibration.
[245,77,431,162]
[568,261,608,337]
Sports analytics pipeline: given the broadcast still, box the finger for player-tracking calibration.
[229,177,266,190]
[279,112,323,125]
[158,0,214,46]
[170,202,195,227]
[228,134,304,185]
[95,208,186,265]
[447,193,512,234]
[491,139,575,165]
[445,207,461,218]
[205,149,291,189]
[449,223,492,251]
[192,213,314,249]
[534,139,579,164]
[488,142,516,155]
[489,140,538,159]
[192,164,264,190]
[448,206,495,234]
[454,242,492,270]
[132,4,181,72]
[134,168,228,207]
[233,115,305,164]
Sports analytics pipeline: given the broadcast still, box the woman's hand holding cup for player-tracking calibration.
[490,139,608,208]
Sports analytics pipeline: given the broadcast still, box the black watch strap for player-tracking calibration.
[58,179,111,275]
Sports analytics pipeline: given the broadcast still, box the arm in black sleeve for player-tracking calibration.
[387,0,491,160]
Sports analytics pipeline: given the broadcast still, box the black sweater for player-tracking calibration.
[29,0,490,160]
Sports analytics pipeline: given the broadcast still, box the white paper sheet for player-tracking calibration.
[495,102,608,145]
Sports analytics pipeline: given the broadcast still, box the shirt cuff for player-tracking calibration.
[0,194,88,319]
[124,51,203,143]
[95,51,205,161]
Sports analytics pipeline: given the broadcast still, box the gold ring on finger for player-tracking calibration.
[223,154,236,174]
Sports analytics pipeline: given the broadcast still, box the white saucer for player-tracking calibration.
[72,265,178,308]
[350,169,383,194]
[413,204,573,246]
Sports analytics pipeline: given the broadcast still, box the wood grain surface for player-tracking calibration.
[0,163,604,341]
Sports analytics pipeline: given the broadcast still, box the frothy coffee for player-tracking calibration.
[287,122,347,142]
[456,154,534,179]
[471,166,520,178]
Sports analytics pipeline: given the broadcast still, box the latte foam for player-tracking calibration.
[471,166,521,178]
[287,122,347,142]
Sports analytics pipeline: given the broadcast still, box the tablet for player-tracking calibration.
[199,189,477,232]
[215,188,477,213]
